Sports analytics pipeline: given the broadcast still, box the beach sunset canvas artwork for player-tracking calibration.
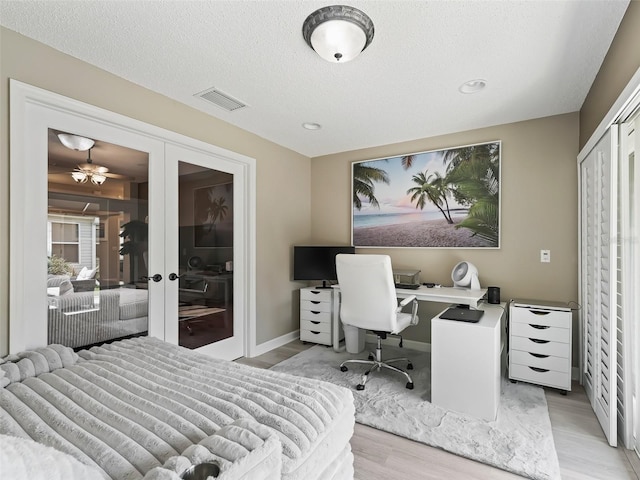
[352,141,501,248]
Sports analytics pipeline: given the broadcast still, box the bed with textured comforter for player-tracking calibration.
[0,337,355,479]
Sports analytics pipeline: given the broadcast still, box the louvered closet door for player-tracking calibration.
[618,112,638,449]
[580,125,618,447]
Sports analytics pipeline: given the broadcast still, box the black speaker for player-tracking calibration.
[487,286,500,304]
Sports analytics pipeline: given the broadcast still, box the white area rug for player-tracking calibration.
[271,344,561,480]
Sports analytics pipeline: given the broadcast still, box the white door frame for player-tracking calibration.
[9,80,256,359]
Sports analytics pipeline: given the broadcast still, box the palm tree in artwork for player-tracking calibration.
[204,193,229,232]
[442,143,500,244]
[401,154,415,170]
[353,163,390,210]
[406,171,454,223]
[451,164,499,244]
[120,219,149,282]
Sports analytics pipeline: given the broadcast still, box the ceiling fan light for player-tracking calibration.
[72,171,88,183]
[58,133,95,151]
[303,5,374,63]
[90,173,107,185]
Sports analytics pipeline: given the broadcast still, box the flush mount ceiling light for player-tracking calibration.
[302,122,322,130]
[302,5,374,63]
[459,79,487,94]
[57,133,95,151]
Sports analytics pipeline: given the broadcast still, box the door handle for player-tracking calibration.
[168,273,181,281]
[142,274,163,282]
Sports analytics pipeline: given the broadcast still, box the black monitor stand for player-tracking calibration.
[315,280,333,289]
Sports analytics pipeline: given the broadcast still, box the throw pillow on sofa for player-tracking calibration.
[76,267,97,281]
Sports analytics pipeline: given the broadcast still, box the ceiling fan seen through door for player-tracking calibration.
[53,132,129,185]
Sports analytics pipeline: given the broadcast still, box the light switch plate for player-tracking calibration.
[540,249,551,263]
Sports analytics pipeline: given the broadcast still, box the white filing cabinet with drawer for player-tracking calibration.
[432,302,505,421]
[509,299,572,393]
[300,287,334,346]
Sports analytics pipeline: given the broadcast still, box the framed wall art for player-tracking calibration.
[351,141,501,248]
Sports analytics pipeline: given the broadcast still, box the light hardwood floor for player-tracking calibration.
[236,340,640,479]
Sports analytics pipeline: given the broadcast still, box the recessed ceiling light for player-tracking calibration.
[303,122,322,130]
[459,79,487,94]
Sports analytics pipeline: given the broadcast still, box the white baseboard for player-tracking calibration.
[250,330,300,357]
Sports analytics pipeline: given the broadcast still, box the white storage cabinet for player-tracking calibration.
[509,299,572,393]
[431,303,505,421]
[299,287,334,346]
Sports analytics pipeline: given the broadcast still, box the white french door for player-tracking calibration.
[164,144,247,359]
[580,126,618,447]
[9,80,254,360]
[10,94,167,351]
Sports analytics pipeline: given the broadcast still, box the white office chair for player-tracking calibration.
[336,254,419,390]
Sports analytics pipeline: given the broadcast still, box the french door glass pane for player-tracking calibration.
[47,129,150,349]
[177,161,234,349]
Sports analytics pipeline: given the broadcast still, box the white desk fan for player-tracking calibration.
[451,261,481,290]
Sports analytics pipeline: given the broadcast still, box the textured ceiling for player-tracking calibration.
[0,0,630,157]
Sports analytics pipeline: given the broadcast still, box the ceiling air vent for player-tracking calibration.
[195,87,247,112]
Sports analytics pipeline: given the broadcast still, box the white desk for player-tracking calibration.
[431,303,505,421]
[330,285,487,351]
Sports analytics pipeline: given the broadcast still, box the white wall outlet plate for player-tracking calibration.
[540,249,551,263]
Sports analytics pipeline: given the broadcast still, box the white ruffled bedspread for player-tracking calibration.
[0,337,355,480]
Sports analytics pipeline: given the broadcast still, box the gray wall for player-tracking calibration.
[580,1,640,148]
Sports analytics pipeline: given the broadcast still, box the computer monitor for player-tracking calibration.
[293,245,355,288]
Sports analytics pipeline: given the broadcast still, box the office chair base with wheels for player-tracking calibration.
[340,334,414,390]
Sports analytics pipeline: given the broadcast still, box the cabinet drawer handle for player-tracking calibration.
[310,331,320,335]
[310,311,321,315]
[531,310,551,316]
[310,301,321,305]
[310,291,321,295]
[529,353,549,359]
[529,338,549,344]
[529,366,549,373]
[310,321,321,325]
[529,324,550,330]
